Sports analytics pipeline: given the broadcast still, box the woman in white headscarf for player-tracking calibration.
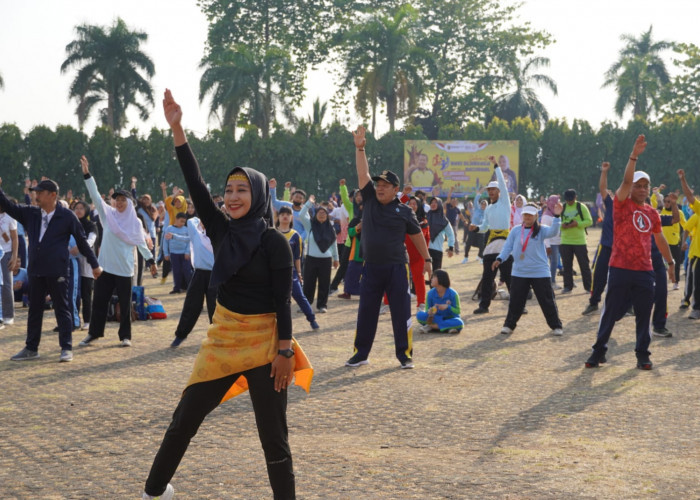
[78,156,157,348]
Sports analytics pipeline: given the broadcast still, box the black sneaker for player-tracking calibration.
[636,355,653,370]
[170,336,185,348]
[345,354,369,367]
[679,302,690,310]
[581,304,598,316]
[652,327,673,338]
[473,307,489,314]
[585,350,607,368]
[561,288,573,294]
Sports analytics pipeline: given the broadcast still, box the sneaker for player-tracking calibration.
[59,349,73,362]
[419,324,433,334]
[680,302,690,310]
[417,304,426,312]
[337,293,352,299]
[3,318,14,325]
[120,339,132,347]
[143,483,175,500]
[169,289,181,294]
[652,327,673,338]
[690,310,700,320]
[461,258,469,264]
[79,335,97,347]
[561,288,572,294]
[447,329,460,334]
[400,359,414,369]
[636,355,653,370]
[310,320,320,330]
[10,347,39,361]
[329,288,338,296]
[345,354,369,367]
[500,326,513,335]
[581,304,598,316]
[625,307,635,317]
[160,277,167,285]
[379,304,389,314]
[552,328,563,336]
[81,322,90,331]
[552,283,562,290]
[170,337,185,348]
[317,307,328,313]
[473,307,489,314]
[585,350,607,368]
[672,282,680,291]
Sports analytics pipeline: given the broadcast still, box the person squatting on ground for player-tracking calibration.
[170,215,217,347]
[276,206,320,330]
[416,269,464,334]
[344,125,432,370]
[469,155,513,315]
[0,177,102,362]
[585,135,676,371]
[494,203,564,336]
[78,157,157,349]
[142,89,313,500]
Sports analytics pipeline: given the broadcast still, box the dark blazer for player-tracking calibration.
[0,190,99,277]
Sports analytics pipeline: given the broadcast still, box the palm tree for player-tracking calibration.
[60,17,155,134]
[341,5,426,133]
[199,44,295,139]
[489,56,558,126]
[603,26,671,119]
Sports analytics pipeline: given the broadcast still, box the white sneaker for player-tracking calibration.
[317,307,327,313]
[689,310,700,320]
[120,339,132,347]
[3,318,14,325]
[380,304,390,314]
[143,483,174,500]
[500,326,513,335]
[672,283,680,291]
[81,322,90,331]
[552,328,563,336]
[461,258,469,264]
[59,349,73,362]
[417,304,426,312]
[552,283,562,290]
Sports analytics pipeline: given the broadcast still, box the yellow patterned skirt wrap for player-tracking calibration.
[185,303,313,404]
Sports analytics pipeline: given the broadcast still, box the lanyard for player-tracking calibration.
[520,225,534,255]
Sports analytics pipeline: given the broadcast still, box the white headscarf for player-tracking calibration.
[99,196,146,247]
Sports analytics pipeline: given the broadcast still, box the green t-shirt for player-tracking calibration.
[560,201,592,245]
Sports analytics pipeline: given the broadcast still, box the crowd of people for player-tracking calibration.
[0,88,696,499]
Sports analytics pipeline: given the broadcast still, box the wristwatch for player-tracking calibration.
[424,257,433,263]
[278,348,295,358]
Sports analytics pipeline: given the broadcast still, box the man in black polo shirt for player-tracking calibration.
[345,126,433,369]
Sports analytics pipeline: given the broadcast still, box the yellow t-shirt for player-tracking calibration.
[659,208,686,245]
[410,168,436,188]
[683,213,700,259]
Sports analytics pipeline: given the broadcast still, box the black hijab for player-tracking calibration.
[210,166,274,288]
[427,197,448,241]
[74,201,97,237]
[310,206,336,253]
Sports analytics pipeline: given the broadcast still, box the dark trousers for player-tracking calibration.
[170,253,193,292]
[589,244,612,305]
[479,254,513,310]
[352,262,412,363]
[652,259,668,329]
[592,267,654,357]
[330,244,350,291]
[144,363,294,499]
[670,242,682,284]
[303,256,332,309]
[344,260,363,296]
[504,276,562,331]
[89,271,133,340]
[68,258,81,329]
[291,272,315,323]
[428,248,443,271]
[560,244,592,291]
[136,252,144,287]
[687,257,700,309]
[174,269,216,339]
[78,276,93,323]
[26,275,73,351]
[464,230,484,259]
[18,234,27,268]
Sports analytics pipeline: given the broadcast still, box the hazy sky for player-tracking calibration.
[0,0,698,138]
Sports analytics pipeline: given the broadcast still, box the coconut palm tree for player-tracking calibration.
[60,17,155,134]
[341,4,427,133]
[489,56,558,126]
[199,44,295,139]
[603,26,671,119]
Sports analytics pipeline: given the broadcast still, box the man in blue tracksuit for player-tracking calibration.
[345,126,432,370]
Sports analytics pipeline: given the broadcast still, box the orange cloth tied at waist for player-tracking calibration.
[185,303,313,403]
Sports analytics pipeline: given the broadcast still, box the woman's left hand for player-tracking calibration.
[80,155,89,175]
[270,355,295,392]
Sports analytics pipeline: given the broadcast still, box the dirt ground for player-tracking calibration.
[1,226,699,499]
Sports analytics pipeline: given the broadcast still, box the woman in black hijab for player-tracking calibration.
[426,197,455,271]
[299,196,339,313]
[142,89,313,500]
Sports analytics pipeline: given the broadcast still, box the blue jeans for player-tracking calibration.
[548,244,560,283]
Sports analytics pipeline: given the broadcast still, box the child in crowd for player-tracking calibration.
[416,269,464,334]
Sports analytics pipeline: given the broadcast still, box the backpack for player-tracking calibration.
[145,297,167,319]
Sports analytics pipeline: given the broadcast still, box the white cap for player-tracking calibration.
[522,205,538,216]
[633,171,650,183]
[486,181,500,190]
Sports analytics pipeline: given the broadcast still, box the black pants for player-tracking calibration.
[137,252,144,287]
[670,242,682,285]
[589,244,612,306]
[428,248,443,271]
[26,275,73,351]
[303,256,332,309]
[144,363,294,499]
[560,244,592,291]
[78,276,94,323]
[174,269,217,339]
[479,254,513,310]
[464,231,484,259]
[504,276,562,330]
[330,244,350,291]
[89,271,133,340]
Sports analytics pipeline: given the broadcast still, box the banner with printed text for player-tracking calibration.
[403,140,519,198]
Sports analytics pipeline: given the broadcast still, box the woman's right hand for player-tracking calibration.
[163,89,182,129]
[80,155,90,175]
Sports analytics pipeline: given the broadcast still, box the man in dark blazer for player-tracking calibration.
[0,177,102,362]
